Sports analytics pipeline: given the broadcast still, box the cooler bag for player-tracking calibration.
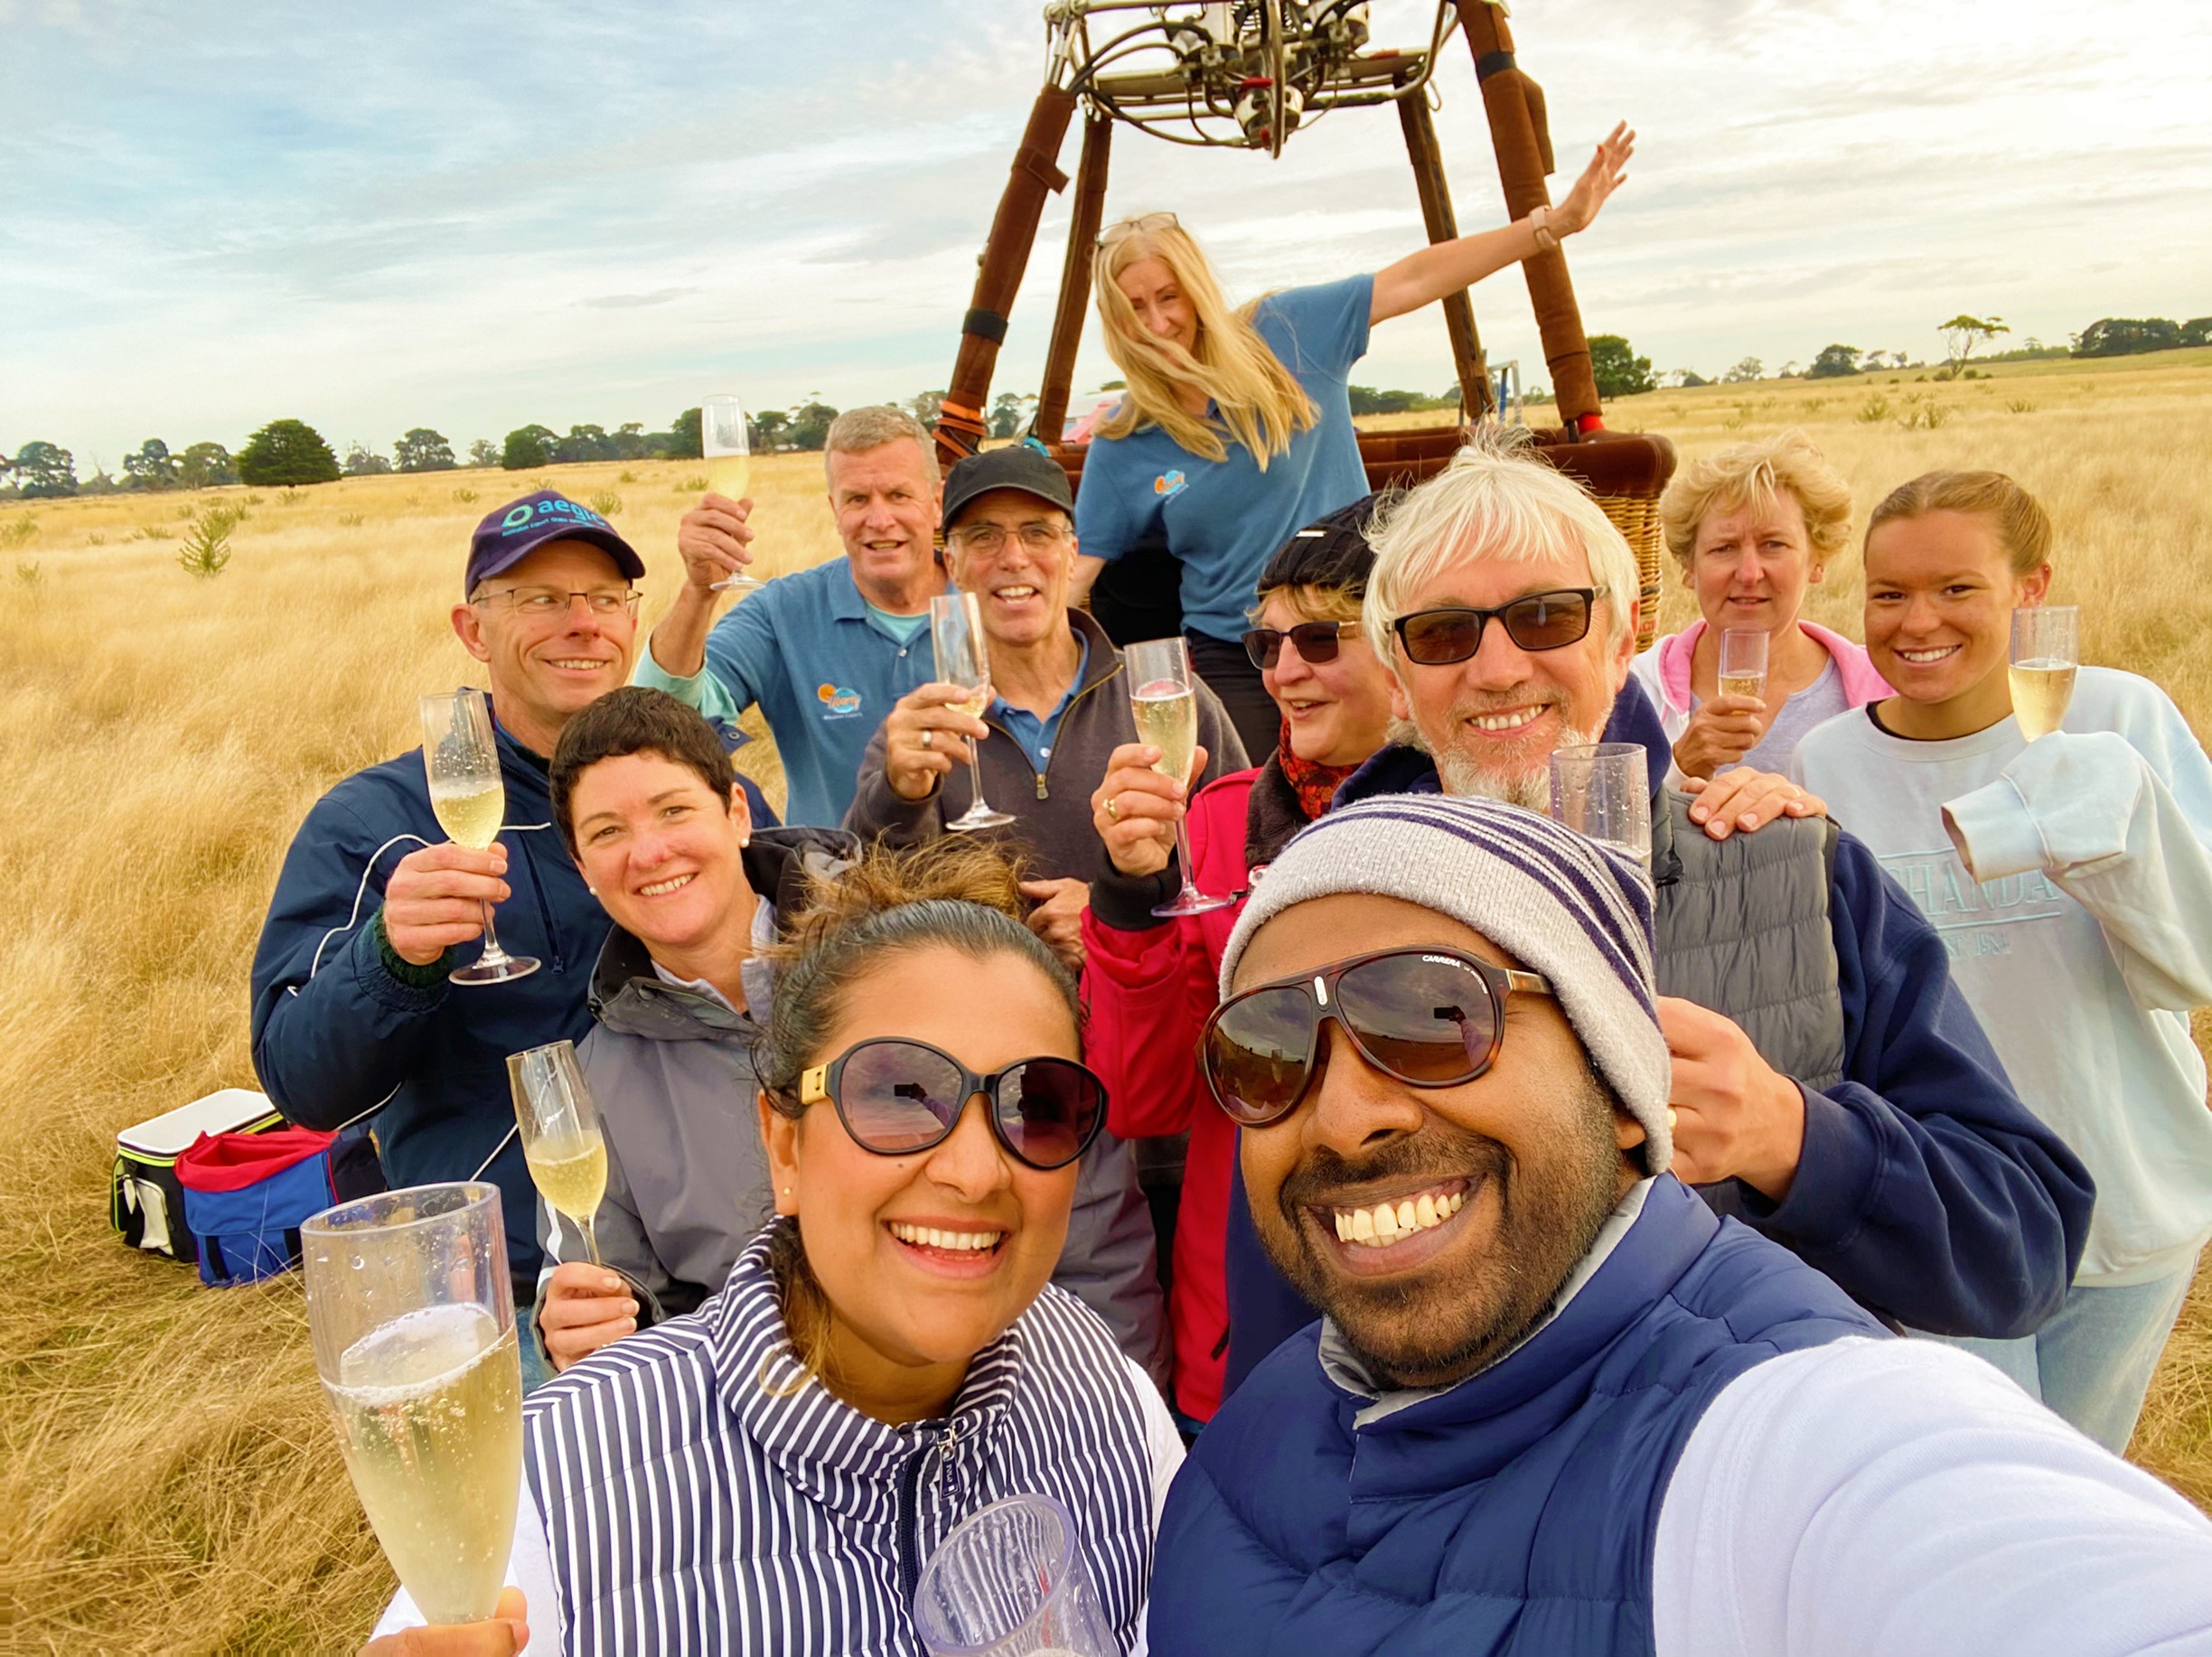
[110,1088,285,1261]
[176,1127,343,1287]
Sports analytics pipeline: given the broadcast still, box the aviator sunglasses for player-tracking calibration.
[796,1038,1106,1172]
[1241,620,1357,672]
[1200,947,1553,1128]
[1392,588,1599,666]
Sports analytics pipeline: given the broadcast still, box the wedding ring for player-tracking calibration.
[921,730,933,752]
[1106,795,1120,822]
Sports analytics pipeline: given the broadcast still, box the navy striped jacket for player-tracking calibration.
[522,1226,1162,1654]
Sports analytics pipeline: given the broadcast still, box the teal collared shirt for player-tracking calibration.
[990,632,1091,771]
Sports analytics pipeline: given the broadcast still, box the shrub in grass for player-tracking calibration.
[1857,396,1891,423]
[336,513,365,528]
[588,491,623,517]
[15,560,42,587]
[279,488,306,505]
[177,503,245,576]
[2008,398,2036,414]
[675,474,708,492]
[453,488,479,505]
[0,518,38,548]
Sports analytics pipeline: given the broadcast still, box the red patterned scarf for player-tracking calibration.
[1273,719,1362,823]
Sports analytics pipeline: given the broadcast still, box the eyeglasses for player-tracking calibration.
[949,522,1072,557]
[472,585,642,619]
[796,1038,1106,1172]
[1097,211,1178,248]
[1241,620,1356,672]
[1200,947,1552,1128]
[1392,589,1599,666]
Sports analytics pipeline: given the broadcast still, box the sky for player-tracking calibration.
[5,0,2208,470]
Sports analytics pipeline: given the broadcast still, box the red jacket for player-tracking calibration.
[1080,765,1279,1420]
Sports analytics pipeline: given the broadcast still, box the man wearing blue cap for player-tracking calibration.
[250,493,769,1354]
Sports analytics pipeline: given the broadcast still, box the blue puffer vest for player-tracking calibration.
[1149,1177,1885,1656]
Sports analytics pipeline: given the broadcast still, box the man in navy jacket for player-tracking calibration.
[250,493,770,1284]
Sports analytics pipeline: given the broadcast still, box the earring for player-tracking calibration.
[587,885,598,895]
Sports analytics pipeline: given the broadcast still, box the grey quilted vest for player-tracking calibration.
[1651,791,1845,1092]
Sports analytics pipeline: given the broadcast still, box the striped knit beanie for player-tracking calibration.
[1219,793,1673,1173]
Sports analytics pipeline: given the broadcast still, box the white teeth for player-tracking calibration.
[1470,707,1542,732]
[890,1222,1003,1253]
[996,586,1037,599]
[1898,646,1956,662]
[1331,1188,1465,1250]
[638,873,695,897]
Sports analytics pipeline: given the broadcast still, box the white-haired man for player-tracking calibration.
[638,406,951,827]
[1218,438,2094,1391]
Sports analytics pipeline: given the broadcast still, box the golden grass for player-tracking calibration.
[1,360,2208,1650]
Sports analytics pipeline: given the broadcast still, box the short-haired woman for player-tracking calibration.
[1793,470,2212,1453]
[1632,431,1891,780]
[1072,125,1634,758]
[368,840,1184,1654]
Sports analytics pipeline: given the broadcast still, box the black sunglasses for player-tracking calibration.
[797,1038,1106,1172]
[1199,947,1552,1128]
[1241,620,1357,672]
[1392,588,1599,666]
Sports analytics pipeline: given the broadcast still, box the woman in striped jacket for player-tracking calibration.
[370,841,1184,1655]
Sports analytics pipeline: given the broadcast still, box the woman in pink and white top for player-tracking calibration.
[1631,432,1890,781]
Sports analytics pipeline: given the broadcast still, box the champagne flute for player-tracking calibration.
[1717,626,1769,705]
[701,394,763,595]
[1550,742,1654,877]
[1124,636,1236,917]
[508,1040,609,1268]
[2010,604,2078,741]
[303,1182,524,1626]
[932,591,1016,832]
[419,689,540,985]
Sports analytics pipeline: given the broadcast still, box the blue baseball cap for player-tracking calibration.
[466,491,645,594]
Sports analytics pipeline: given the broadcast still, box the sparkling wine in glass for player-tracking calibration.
[1550,742,1654,878]
[932,591,1016,832]
[2010,604,2078,741]
[701,394,763,595]
[1124,636,1235,917]
[303,1183,524,1627]
[419,689,539,984]
[1717,626,1769,704]
[508,1040,609,1267]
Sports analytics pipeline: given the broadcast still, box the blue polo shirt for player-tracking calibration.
[1074,274,1373,644]
[990,632,1090,771]
[633,558,943,827]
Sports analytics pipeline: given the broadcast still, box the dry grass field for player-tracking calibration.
[2,351,2208,1652]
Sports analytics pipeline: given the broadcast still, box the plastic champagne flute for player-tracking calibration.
[2009,604,2078,741]
[932,591,1016,831]
[508,1041,608,1267]
[418,688,539,984]
[701,394,763,595]
[1550,743,1654,877]
[1124,636,1235,917]
[912,1493,1120,1657]
[302,1183,524,1627]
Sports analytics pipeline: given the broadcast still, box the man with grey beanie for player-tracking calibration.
[1146,793,2212,1657]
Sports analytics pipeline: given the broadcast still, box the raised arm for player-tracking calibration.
[637,493,758,696]
[1368,123,1633,325]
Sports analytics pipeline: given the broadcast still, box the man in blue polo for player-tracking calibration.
[635,405,951,826]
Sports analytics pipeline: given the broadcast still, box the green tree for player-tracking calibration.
[176,441,238,489]
[1722,357,1763,384]
[1588,334,1657,398]
[122,438,181,490]
[751,410,791,454]
[9,441,77,499]
[1937,314,2009,376]
[1808,343,1863,379]
[238,419,341,485]
[2072,317,2181,357]
[467,437,500,468]
[989,392,1035,440]
[553,425,615,464]
[667,407,704,461]
[396,428,457,472]
[342,441,393,476]
[613,422,650,461]
[904,392,945,432]
[501,425,559,470]
[2180,317,2212,349]
[785,402,839,451]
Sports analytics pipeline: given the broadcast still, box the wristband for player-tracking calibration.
[373,906,455,989]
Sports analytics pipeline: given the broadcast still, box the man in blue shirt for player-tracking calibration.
[635,406,950,826]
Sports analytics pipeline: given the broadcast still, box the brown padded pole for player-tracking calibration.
[938,85,1079,471]
[1397,89,1491,420]
[1036,111,1113,447]
[1453,0,1601,431]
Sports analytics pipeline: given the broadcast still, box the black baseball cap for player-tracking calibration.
[1255,491,1393,600]
[465,491,645,594]
[941,445,1076,534]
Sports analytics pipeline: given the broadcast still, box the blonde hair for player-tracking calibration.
[1660,430,1854,573]
[823,405,940,484]
[1866,470,2053,576]
[1363,431,1641,663]
[1092,220,1317,467]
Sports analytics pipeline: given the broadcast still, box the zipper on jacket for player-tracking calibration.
[895,1422,945,1606]
[990,655,1121,806]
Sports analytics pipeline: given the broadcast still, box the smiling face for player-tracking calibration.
[453,540,638,755]
[1387,542,1634,810]
[945,488,1076,651]
[826,439,943,607]
[567,750,752,958]
[1257,589,1395,768]
[1688,491,1820,637]
[759,945,1081,1413]
[1113,256,1200,357]
[1864,509,2049,728]
[1234,893,1643,1390]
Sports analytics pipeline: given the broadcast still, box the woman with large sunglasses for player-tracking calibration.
[1080,501,1401,1427]
[1068,126,1633,759]
[367,840,1184,1656]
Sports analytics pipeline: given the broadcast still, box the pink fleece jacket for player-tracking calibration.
[1630,620,1893,748]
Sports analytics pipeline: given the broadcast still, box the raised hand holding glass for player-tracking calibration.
[418,688,539,984]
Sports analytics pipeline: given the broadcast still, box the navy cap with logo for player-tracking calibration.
[940,445,1076,535]
[465,491,646,594]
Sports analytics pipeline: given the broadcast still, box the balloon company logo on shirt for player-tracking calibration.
[1877,847,2071,961]
[1153,469,1188,499]
[816,684,862,719]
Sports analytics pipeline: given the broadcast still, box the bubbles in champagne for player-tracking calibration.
[2010,660,2076,742]
[1130,679,1198,785]
[526,1136,608,1224]
[706,454,751,501]
[1716,672,1767,702]
[430,782,505,850]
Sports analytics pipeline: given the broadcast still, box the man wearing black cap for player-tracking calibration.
[249,493,768,1367]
